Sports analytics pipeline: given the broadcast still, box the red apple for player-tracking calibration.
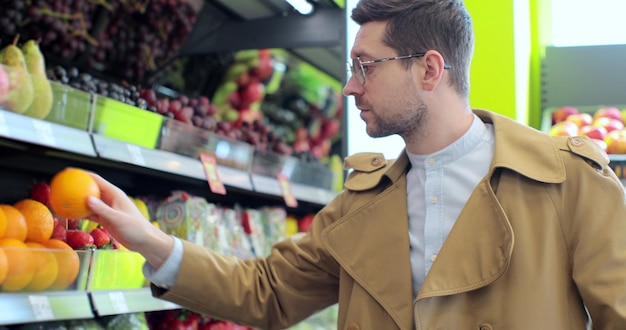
[298,214,315,232]
[548,121,579,137]
[321,119,341,139]
[30,182,51,206]
[590,138,608,153]
[236,71,252,87]
[580,124,608,140]
[593,106,623,123]
[239,80,265,105]
[564,113,593,128]
[0,65,9,104]
[593,117,624,132]
[552,106,579,124]
[250,56,273,82]
[604,129,626,154]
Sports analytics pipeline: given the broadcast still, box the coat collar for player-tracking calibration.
[322,110,566,328]
[474,109,566,183]
[346,110,567,191]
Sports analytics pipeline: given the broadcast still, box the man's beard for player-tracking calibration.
[366,102,428,139]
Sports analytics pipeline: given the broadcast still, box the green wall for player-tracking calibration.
[465,1,518,121]
[464,0,547,129]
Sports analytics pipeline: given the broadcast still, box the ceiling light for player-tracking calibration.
[285,0,314,15]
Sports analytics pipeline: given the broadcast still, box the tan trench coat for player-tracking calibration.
[154,110,626,330]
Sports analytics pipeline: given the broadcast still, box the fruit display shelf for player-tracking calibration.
[541,105,626,180]
[0,98,337,207]
[0,248,92,325]
[0,248,180,326]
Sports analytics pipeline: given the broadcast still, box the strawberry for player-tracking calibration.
[30,182,51,206]
[90,228,113,249]
[66,229,95,250]
[66,219,80,229]
[51,221,67,241]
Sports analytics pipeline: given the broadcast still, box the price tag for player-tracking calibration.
[33,120,57,147]
[277,173,298,208]
[201,153,227,195]
[0,111,9,136]
[28,295,54,321]
[127,144,146,166]
[108,291,129,314]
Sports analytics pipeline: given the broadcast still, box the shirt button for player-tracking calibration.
[427,158,435,165]
[430,254,437,262]
[430,196,438,204]
[371,157,382,166]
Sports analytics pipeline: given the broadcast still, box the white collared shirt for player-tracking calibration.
[406,114,494,298]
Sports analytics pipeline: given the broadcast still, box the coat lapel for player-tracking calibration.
[322,176,414,330]
[417,175,514,299]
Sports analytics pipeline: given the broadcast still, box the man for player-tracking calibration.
[87,0,626,329]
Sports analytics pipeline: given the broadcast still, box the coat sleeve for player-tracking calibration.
[559,139,626,327]
[151,194,345,330]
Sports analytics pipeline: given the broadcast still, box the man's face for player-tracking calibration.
[343,21,428,140]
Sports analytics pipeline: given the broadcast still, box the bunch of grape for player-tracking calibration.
[139,89,294,156]
[0,0,98,61]
[88,0,199,84]
[47,65,148,109]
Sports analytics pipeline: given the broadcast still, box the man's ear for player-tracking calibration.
[421,50,447,92]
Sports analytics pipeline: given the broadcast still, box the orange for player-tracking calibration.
[43,239,80,291]
[0,205,27,242]
[14,199,54,244]
[24,242,58,292]
[0,249,7,285]
[0,238,35,292]
[49,168,101,220]
[0,208,6,238]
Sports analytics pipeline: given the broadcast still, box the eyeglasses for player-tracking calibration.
[347,53,452,86]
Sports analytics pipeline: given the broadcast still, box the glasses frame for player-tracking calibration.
[348,53,452,86]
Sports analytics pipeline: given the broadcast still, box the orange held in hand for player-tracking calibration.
[49,168,101,220]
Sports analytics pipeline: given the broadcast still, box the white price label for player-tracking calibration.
[28,295,54,320]
[0,111,8,136]
[108,291,129,314]
[127,144,146,166]
[33,120,57,147]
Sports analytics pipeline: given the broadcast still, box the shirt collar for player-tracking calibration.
[406,114,489,168]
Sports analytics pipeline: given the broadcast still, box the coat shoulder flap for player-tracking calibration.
[555,135,609,170]
[343,152,392,191]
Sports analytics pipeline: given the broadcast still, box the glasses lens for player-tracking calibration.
[346,62,353,79]
[354,58,365,85]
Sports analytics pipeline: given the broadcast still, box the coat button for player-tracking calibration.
[478,324,493,330]
[371,157,382,166]
[347,322,360,330]
[571,138,583,146]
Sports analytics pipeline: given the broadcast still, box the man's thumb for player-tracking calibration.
[87,196,112,217]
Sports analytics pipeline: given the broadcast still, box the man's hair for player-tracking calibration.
[351,0,474,96]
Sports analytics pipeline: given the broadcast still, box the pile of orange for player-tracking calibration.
[0,168,97,292]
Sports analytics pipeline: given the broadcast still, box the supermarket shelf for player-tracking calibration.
[0,109,96,157]
[0,105,338,207]
[250,173,283,197]
[291,182,338,205]
[90,288,180,317]
[92,135,255,192]
[0,292,93,325]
